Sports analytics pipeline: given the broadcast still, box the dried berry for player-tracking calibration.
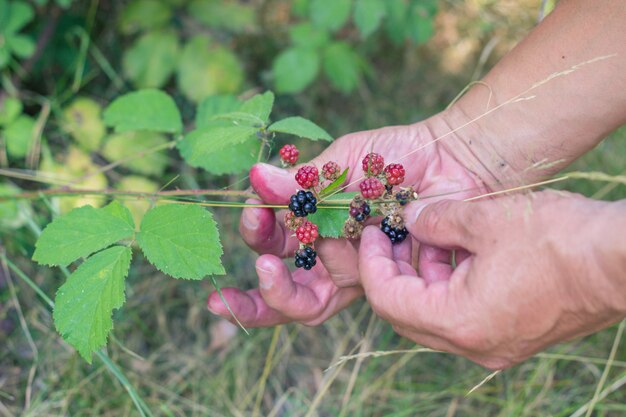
[322,161,341,181]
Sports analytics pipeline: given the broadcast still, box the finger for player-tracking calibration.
[240,199,298,257]
[392,238,417,277]
[249,163,299,204]
[418,244,454,283]
[316,238,360,287]
[403,199,484,250]
[359,226,457,334]
[207,288,289,328]
[255,254,335,322]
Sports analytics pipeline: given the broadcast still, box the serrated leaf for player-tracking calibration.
[118,0,172,35]
[268,117,332,141]
[103,89,182,134]
[177,36,244,103]
[138,204,225,279]
[239,91,274,125]
[54,246,131,363]
[354,0,386,38]
[308,192,358,238]
[323,42,362,93]
[177,125,259,169]
[195,95,241,128]
[102,131,169,176]
[33,201,135,267]
[309,0,352,32]
[122,30,180,89]
[319,168,348,198]
[273,47,320,94]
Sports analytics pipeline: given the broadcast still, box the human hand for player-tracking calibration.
[207,120,483,327]
[359,190,626,369]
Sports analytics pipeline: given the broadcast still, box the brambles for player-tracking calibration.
[295,165,320,189]
[288,190,318,217]
[322,161,341,181]
[359,177,385,199]
[294,247,317,270]
[362,152,385,176]
[296,221,319,244]
[279,144,299,166]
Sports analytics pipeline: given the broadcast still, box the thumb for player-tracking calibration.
[403,199,483,250]
[249,163,299,204]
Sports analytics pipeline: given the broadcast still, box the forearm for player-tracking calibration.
[426,0,626,190]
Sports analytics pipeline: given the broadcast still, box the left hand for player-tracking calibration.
[359,191,626,369]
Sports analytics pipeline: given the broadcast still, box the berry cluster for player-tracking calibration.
[380,216,408,244]
[288,190,317,217]
[279,144,299,166]
[294,247,317,270]
[281,145,346,270]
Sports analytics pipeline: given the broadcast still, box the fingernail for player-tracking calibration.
[256,262,275,290]
[207,298,220,315]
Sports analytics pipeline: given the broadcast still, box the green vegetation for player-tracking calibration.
[1,1,625,416]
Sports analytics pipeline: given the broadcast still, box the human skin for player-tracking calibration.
[207,0,626,365]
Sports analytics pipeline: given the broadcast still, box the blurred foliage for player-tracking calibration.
[0,0,625,415]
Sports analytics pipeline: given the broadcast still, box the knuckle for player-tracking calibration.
[420,201,452,234]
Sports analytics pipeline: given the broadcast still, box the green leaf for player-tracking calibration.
[138,204,225,279]
[0,182,30,230]
[0,97,22,126]
[62,97,106,151]
[319,168,348,198]
[289,23,330,49]
[102,131,169,176]
[384,0,408,45]
[5,1,34,34]
[406,4,436,44]
[122,30,180,89]
[33,201,135,267]
[272,47,320,94]
[309,0,352,32]
[6,34,35,58]
[239,92,274,125]
[185,131,260,175]
[308,192,358,238]
[103,89,182,134]
[177,36,244,103]
[3,114,35,158]
[268,116,332,142]
[118,0,173,35]
[188,0,257,32]
[195,95,241,128]
[177,125,259,169]
[323,42,362,93]
[354,0,386,38]
[54,246,132,363]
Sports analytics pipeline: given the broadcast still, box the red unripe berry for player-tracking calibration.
[359,177,385,199]
[279,144,299,165]
[295,165,319,189]
[384,163,405,186]
[362,153,385,176]
[296,221,319,244]
[322,161,341,181]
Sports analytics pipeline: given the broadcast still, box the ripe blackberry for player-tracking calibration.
[362,153,385,176]
[295,247,317,270]
[295,165,319,189]
[296,221,319,244]
[279,144,299,166]
[288,190,317,217]
[380,216,408,244]
[322,161,341,181]
[360,177,385,199]
[384,163,405,186]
